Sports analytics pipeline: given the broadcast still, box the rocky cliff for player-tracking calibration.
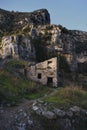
[0,8,87,72]
[0,8,50,36]
[0,35,36,60]
[31,25,87,71]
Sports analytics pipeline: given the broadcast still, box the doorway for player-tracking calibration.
[47,77,53,87]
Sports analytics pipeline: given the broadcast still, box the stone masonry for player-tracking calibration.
[25,57,58,87]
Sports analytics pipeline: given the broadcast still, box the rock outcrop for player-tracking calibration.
[0,8,87,72]
[30,25,87,71]
[0,35,36,60]
[32,101,87,130]
[0,8,50,35]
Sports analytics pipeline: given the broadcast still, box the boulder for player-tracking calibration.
[69,106,81,113]
[32,105,39,111]
[66,110,73,118]
[35,109,42,115]
[42,111,56,119]
[54,108,66,117]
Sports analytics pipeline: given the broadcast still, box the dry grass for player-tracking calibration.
[44,85,87,110]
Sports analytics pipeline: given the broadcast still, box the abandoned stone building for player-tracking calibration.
[25,57,58,87]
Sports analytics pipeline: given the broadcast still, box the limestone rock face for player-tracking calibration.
[32,25,87,71]
[0,35,36,60]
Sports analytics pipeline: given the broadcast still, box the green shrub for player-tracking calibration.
[31,36,48,62]
[58,25,69,34]
[46,25,53,30]
[59,55,70,73]
[76,42,87,54]
[23,26,31,33]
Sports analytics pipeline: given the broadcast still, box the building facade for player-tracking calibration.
[25,57,58,87]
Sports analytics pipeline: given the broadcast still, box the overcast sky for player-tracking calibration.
[0,0,87,31]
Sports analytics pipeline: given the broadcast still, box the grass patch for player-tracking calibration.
[44,86,87,110]
[4,59,29,69]
[0,59,51,105]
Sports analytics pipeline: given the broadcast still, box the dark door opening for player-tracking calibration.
[37,73,42,79]
[47,77,53,87]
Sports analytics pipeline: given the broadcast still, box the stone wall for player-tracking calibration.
[26,57,58,87]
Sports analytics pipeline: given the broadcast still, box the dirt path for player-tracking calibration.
[0,88,58,130]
